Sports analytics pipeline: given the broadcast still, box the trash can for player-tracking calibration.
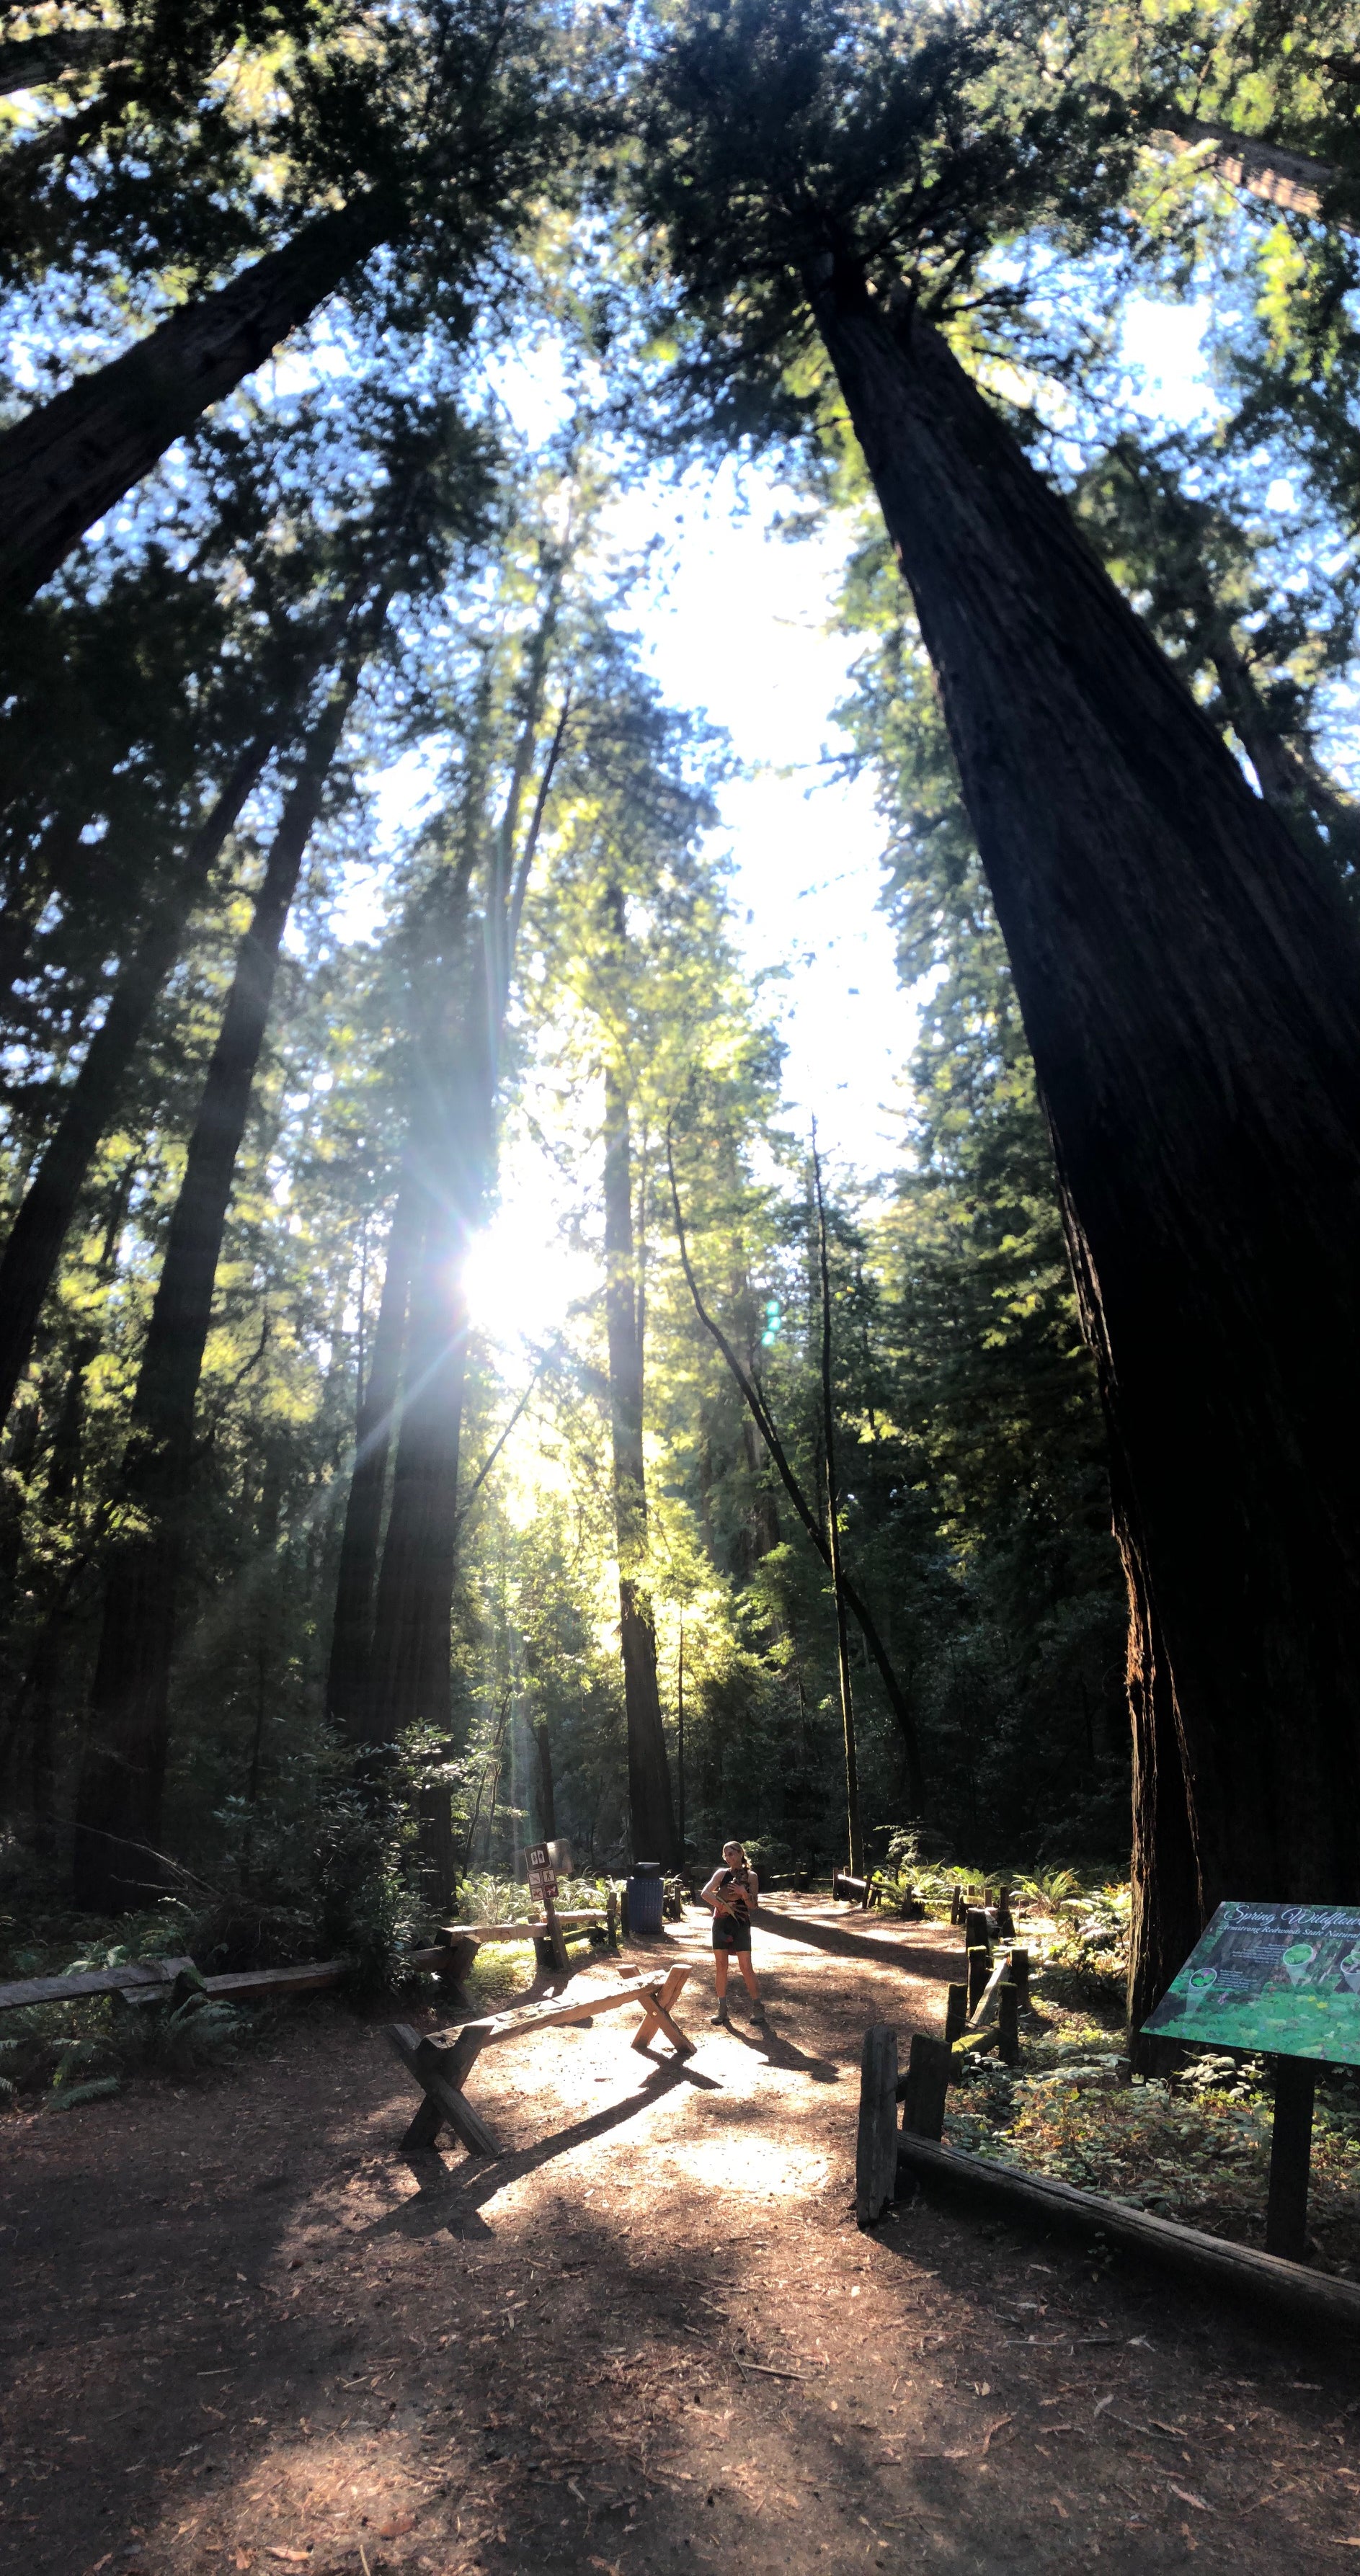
[626,1861,665,1936]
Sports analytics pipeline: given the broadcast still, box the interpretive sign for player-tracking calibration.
[1142,1901,1360,2063]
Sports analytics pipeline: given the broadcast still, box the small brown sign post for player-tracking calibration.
[525,1842,569,1973]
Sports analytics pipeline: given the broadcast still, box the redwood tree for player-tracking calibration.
[72,619,378,1904]
[639,0,1360,2018]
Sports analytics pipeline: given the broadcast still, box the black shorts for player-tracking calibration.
[712,1914,752,1953]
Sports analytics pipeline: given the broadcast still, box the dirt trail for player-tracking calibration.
[3,1899,1357,2575]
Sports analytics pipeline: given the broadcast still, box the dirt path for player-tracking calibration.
[3,1900,1357,2575]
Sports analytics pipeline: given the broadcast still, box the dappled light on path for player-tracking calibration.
[4,1905,1359,2576]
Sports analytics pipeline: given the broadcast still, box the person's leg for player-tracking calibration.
[714,1951,729,1998]
[738,1948,765,2013]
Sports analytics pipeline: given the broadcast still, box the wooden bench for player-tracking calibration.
[386,1964,694,2157]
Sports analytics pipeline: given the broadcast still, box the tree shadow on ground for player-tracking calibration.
[376,2051,724,2239]
[754,1904,958,1978]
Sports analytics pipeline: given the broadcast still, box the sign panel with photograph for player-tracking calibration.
[1142,1902,1360,2062]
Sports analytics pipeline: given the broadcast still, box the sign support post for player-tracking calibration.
[1266,2057,1316,2260]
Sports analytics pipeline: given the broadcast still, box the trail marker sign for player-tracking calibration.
[525,1843,558,1902]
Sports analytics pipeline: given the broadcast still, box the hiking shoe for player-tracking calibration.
[752,1999,769,2023]
[710,2005,732,2026]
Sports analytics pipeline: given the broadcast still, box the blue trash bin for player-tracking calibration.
[626,1863,665,1935]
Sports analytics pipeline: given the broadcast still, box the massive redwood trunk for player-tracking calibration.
[325,1173,421,1745]
[0,740,270,1427]
[603,1014,678,1867]
[72,654,368,1907]
[0,197,392,612]
[806,261,1360,2025]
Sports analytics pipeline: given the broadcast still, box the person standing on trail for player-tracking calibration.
[701,1840,766,2027]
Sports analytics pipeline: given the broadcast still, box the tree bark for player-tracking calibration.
[0,27,128,94]
[1151,115,1349,228]
[72,649,368,1907]
[806,261,1360,2016]
[0,739,270,1430]
[325,1172,422,1744]
[603,1007,679,1867]
[365,1153,477,1750]
[0,195,393,612]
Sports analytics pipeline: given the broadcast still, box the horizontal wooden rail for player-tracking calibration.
[434,1914,605,1944]
[0,1956,197,2012]
[0,1918,613,2019]
[897,2134,1360,2334]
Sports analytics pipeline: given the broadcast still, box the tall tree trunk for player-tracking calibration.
[326,1172,422,1744]
[72,651,368,1907]
[603,1018,678,1867]
[531,1713,556,1842]
[813,1136,863,1876]
[806,262,1360,2024]
[367,1006,494,1750]
[0,196,393,612]
[0,740,270,1428]
[363,631,567,1764]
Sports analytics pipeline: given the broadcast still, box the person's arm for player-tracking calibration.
[700,1870,724,1911]
[747,1866,758,1907]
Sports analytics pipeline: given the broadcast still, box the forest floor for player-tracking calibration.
[5,1896,1360,2576]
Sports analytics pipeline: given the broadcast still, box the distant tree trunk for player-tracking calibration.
[0,739,270,1429]
[603,1007,679,1867]
[806,263,1360,2024]
[363,1056,486,1741]
[813,1137,863,1876]
[325,1172,421,1744]
[72,648,368,1907]
[363,627,567,1764]
[531,1713,556,1843]
[0,195,394,611]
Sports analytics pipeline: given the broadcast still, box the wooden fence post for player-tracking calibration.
[1009,1947,1030,2005]
[944,1982,968,2049]
[967,1945,990,2012]
[857,2024,899,2228]
[998,1981,1019,2066]
[900,2032,951,2142]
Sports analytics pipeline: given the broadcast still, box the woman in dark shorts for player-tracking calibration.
[700,1840,766,2025]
